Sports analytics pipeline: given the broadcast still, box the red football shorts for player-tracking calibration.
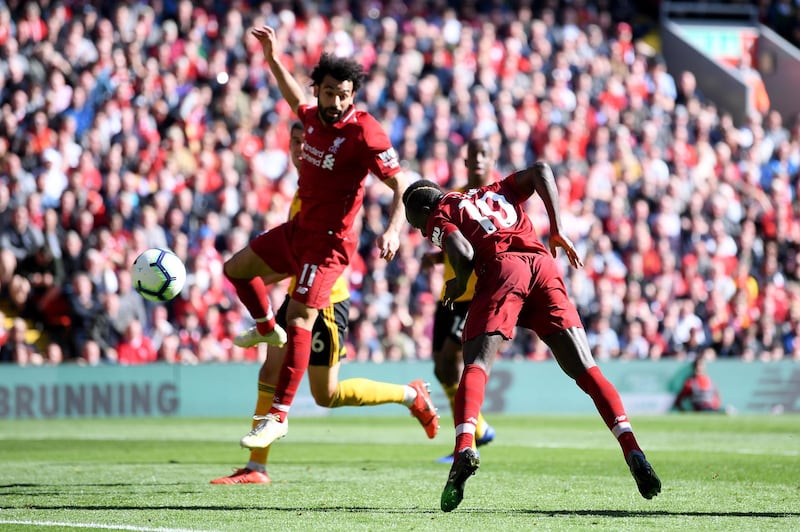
[463,251,583,342]
[249,220,356,309]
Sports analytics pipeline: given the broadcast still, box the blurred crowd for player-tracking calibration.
[1,0,799,367]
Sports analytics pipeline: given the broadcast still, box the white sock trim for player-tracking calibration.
[402,385,416,407]
[455,423,477,436]
[612,422,632,438]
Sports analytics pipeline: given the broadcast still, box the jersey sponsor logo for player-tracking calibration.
[322,153,335,170]
[431,226,443,247]
[378,147,400,169]
[301,143,326,167]
[330,137,346,153]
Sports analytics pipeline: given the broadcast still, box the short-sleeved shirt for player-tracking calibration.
[426,175,549,271]
[295,104,401,238]
[425,175,581,340]
[251,104,398,308]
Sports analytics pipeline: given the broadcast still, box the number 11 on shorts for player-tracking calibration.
[298,263,318,294]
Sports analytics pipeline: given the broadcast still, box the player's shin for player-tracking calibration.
[453,364,488,453]
[227,275,276,333]
[269,326,312,420]
[576,366,642,457]
[249,381,276,467]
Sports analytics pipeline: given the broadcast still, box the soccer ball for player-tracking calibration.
[131,248,187,302]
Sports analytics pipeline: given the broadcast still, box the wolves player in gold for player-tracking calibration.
[211,123,438,484]
[422,139,498,463]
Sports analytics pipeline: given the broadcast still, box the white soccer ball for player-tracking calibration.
[131,248,187,302]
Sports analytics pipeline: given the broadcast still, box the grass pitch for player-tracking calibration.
[1,414,798,531]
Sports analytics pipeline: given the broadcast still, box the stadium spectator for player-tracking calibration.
[0,0,797,370]
[116,318,158,365]
[672,356,723,412]
[0,317,41,365]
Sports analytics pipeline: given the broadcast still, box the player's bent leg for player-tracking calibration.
[308,364,341,407]
[541,326,595,380]
[215,350,284,484]
[226,246,288,347]
[318,370,440,439]
[544,326,661,499]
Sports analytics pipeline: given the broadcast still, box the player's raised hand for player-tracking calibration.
[251,26,278,60]
[549,232,584,269]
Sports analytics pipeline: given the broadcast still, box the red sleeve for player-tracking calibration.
[503,173,531,205]
[427,200,459,249]
[360,113,401,181]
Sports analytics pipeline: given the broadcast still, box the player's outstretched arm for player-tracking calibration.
[376,172,408,262]
[514,162,582,268]
[251,25,306,113]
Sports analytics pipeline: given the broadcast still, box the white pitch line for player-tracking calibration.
[0,519,204,532]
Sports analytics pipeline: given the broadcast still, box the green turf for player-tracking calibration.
[1,414,798,531]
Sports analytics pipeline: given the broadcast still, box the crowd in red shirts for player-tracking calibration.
[1,1,799,366]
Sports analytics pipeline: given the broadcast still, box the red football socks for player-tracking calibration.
[227,276,276,333]
[269,326,312,421]
[453,364,488,453]
[576,366,642,457]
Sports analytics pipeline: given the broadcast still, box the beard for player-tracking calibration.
[319,106,343,124]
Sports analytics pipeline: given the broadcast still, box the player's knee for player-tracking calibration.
[222,257,237,280]
[223,252,245,280]
[311,388,335,407]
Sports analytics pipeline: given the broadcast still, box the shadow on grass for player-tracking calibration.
[5,505,799,519]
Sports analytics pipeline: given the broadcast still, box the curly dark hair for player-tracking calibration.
[402,179,443,211]
[310,53,365,92]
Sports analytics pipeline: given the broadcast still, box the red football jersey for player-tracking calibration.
[426,175,549,270]
[295,104,401,236]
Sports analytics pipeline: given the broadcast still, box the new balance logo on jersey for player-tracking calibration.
[322,153,335,170]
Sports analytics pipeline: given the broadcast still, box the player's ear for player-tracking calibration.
[312,85,319,97]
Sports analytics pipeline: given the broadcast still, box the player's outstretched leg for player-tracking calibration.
[627,450,661,499]
[440,448,480,512]
[407,380,440,438]
[240,414,288,449]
